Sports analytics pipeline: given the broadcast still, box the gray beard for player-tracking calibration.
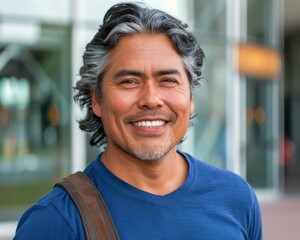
[127,146,171,161]
[108,139,178,161]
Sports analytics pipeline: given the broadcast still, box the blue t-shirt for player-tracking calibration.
[14,152,262,239]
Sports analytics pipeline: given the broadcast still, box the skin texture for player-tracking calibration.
[92,34,194,195]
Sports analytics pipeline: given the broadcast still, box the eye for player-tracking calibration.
[160,78,179,87]
[119,79,140,89]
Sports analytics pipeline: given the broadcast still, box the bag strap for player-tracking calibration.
[55,171,120,240]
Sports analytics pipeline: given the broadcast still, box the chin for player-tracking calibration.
[127,144,175,161]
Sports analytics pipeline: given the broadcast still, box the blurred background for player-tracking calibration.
[0,0,299,239]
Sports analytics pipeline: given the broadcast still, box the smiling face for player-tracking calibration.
[92,33,194,161]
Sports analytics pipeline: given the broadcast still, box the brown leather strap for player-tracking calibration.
[55,171,120,240]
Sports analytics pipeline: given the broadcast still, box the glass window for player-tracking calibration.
[245,77,276,188]
[247,0,273,44]
[186,0,228,168]
[244,0,281,189]
[194,0,227,37]
[190,43,227,168]
[0,25,71,221]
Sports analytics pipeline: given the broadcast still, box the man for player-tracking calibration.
[14,2,262,239]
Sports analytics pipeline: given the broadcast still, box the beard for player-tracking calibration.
[105,109,189,161]
[109,137,179,161]
[127,144,172,161]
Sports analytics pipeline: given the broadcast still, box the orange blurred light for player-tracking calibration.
[235,43,281,79]
[254,107,266,125]
[48,104,60,126]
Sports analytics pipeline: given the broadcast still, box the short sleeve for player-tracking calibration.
[247,189,263,240]
[13,204,75,240]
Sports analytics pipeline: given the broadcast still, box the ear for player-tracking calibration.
[91,91,102,117]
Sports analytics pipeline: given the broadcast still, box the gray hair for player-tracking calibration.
[74,2,205,147]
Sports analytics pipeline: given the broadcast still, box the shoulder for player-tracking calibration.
[183,152,258,207]
[183,152,262,239]
[14,185,83,239]
[15,158,101,239]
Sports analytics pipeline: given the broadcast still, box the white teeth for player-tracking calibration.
[134,120,165,127]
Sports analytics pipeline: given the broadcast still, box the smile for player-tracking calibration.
[133,120,166,127]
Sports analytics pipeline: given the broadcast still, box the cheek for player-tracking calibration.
[169,93,193,116]
[101,92,136,121]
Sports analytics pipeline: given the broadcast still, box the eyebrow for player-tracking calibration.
[114,69,181,79]
[154,69,181,77]
[114,70,143,79]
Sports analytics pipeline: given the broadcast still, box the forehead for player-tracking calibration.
[113,33,178,54]
[107,34,185,71]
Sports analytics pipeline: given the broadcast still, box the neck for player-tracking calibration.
[101,145,188,196]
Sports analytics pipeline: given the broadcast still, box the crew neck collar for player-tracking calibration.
[91,151,195,206]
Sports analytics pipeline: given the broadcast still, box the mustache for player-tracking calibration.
[124,110,176,123]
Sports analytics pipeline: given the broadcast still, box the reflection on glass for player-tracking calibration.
[245,78,274,188]
[194,0,226,37]
[0,41,71,221]
[191,43,227,168]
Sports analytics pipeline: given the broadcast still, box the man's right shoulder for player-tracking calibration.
[14,186,83,239]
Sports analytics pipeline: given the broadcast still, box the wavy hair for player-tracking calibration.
[74,2,205,147]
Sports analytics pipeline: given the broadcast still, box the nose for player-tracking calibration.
[137,82,164,109]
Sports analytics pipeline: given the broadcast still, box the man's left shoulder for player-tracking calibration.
[185,152,256,200]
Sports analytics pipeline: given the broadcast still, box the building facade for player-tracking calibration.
[0,0,283,237]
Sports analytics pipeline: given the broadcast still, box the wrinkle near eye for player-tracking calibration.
[119,79,141,89]
[159,78,180,87]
